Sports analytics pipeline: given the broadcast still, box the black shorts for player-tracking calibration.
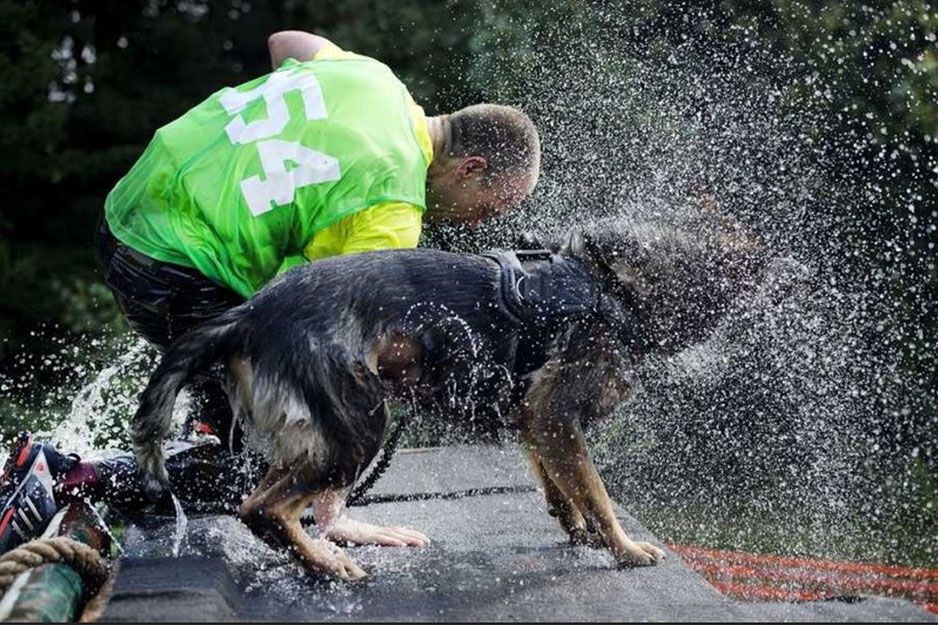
[96,221,245,350]
[97,219,246,437]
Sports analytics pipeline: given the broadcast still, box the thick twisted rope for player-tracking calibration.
[0,537,109,597]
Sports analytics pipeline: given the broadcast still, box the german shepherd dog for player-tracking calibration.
[132,213,770,581]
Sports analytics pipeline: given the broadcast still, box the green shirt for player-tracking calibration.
[105,56,429,297]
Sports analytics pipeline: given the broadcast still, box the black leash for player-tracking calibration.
[347,410,411,506]
[349,484,537,507]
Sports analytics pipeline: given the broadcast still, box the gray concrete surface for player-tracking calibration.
[101,446,936,622]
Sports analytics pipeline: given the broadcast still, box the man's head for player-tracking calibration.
[425,104,541,230]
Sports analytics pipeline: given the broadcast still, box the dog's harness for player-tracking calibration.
[484,249,648,362]
[486,250,594,323]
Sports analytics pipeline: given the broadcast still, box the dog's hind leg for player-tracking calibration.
[239,463,366,581]
[311,479,430,547]
[519,412,664,568]
[309,402,429,547]
[325,515,430,547]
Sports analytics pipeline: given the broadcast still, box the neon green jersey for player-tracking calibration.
[105,56,429,297]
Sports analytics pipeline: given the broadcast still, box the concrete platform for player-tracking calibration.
[102,446,935,622]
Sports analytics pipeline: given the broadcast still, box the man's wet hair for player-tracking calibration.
[447,104,541,186]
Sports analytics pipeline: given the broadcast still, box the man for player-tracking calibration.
[0,31,540,553]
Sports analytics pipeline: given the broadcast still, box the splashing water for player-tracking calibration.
[49,339,150,459]
[88,501,125,556]
[171,492,189,558]
[0,329,195,461]
[424,3,937,565]
[1,331,153,459]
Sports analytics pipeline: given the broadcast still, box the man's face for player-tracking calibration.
[427,158,532,230]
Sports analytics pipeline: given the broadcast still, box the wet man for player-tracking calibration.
[0,30,540,553]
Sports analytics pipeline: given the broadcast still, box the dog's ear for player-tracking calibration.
[559,228,587,258]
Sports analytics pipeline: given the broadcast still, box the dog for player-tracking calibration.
[131,212,769,581]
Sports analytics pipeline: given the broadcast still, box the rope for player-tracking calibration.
[78,561,118,623]
[347,409,411,506]
[0,537,109,597]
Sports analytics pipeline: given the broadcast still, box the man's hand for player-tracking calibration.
[325,516,430,547]
[267,30,334,69]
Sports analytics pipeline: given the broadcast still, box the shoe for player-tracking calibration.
[0,433,76,554]
[184,419,221,445]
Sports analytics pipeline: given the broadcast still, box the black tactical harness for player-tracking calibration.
[484,249,649,363]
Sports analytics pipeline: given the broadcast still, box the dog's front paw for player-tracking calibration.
[634,541,666,563]
[614,540,666,568]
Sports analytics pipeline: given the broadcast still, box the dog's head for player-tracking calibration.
[557,211,780,357]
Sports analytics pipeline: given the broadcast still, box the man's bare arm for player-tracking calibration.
[267,30,334,69]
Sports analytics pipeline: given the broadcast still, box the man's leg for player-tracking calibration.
[0,435,79,552]
[91,222,254,512]
[98,222,246,441]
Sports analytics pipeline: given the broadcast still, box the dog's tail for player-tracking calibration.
[131,312,239,502]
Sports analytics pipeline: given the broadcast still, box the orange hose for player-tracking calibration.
[669,544,938,580]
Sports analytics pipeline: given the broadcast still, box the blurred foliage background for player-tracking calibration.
[0,0,935,563]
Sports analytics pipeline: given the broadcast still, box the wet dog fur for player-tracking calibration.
[131,212,771,581]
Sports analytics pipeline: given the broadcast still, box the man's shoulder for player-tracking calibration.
[312,42,366,62]
[277,42,381,67]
